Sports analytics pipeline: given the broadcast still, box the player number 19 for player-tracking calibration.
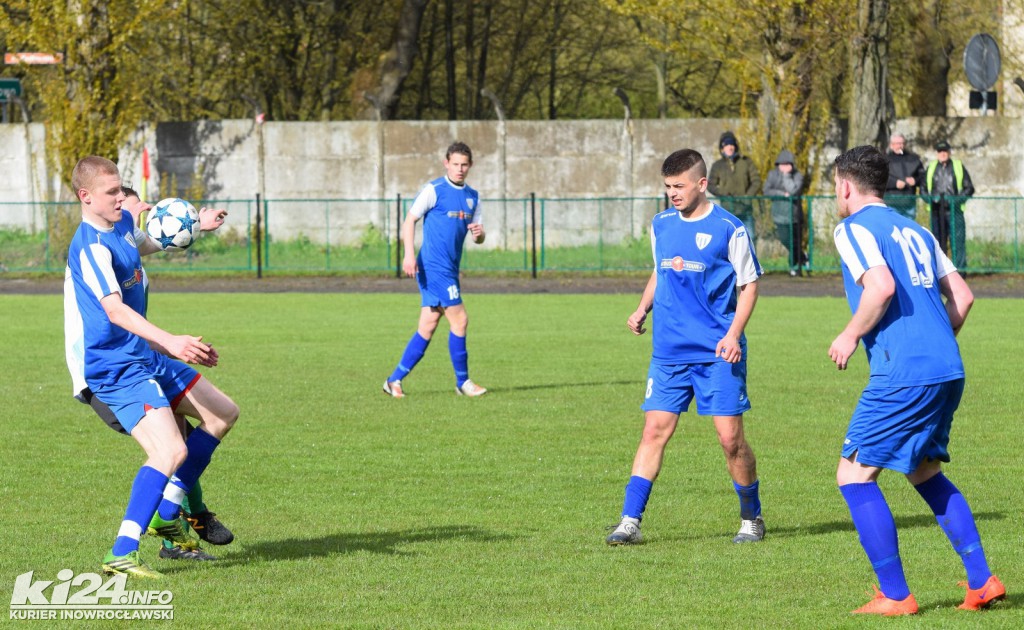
[890,226,934,288]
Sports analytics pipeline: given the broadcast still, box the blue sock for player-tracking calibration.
[621,475,654,520]
[839,482,911,601]
[389,332,430,382]
[157,428,220,520]
[914,472,992,589]
[449,332,469,388]
[112,466,168,556]
[733,479,761,520]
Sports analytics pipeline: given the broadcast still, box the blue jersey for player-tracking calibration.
[833,203,963,386]
[66,211,152,389]
[409,176,481,276]
[649,203,762,364]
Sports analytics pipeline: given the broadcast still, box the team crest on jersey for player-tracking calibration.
[467,198,475,210]
[124,232,138,249]
[660,256,706,272]
[695,232,711,250]
[122,267,143,290]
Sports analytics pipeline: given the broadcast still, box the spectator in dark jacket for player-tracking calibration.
[708,131,761,241]
[884,133,925,220]
[763,149,806,276]
[924,140,975,269]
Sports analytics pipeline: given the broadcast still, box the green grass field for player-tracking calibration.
[1,291,1022,628]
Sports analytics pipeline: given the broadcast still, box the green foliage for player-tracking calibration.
[1,293,1022,626]
[355,223,389,250]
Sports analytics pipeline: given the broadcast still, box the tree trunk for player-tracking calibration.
[444,0,457,119]
[908,0,951,116]
[374,0,429,119]
[849,0,891,148]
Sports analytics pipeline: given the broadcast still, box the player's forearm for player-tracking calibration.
[401,216,417,259]
[105,300,176,350]
[637,272,657,313]
[843,285,892,342]
[941,272,974,334]
[726,281,758,338]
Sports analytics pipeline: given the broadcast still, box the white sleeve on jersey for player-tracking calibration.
[649,223,658,269]
[728,228,761,285]
[79,242,122,300]
[834,222,886,285]
[408,183,437,219]
[472,200,483,225]
[63,266,88,400]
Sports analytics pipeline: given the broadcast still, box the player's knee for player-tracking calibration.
[215,398,240,431]
[158,442,188,473]
[640,424,672,446]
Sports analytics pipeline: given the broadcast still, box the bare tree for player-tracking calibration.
[850,0,892,147]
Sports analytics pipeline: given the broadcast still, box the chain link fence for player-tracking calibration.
[2,195,1020,274]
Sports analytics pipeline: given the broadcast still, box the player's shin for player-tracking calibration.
[449,332,469,387]
[390,332,430,382]
[914,473,992,588]
[112,466,168,555]
[157,428,221,520]
[840,482,911,600]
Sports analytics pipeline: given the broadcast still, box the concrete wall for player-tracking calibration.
[2,116,1022,246]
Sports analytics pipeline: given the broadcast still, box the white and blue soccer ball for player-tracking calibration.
[146,198,200,251]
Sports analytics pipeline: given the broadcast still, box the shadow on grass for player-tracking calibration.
[765,510,1007,539]
[382,380,638,397]
[654,511,1006,543]
[202,525,516,568]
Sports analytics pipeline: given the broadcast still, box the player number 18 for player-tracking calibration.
[447,285,460,300]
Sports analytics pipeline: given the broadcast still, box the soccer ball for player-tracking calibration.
[146,198,200,251]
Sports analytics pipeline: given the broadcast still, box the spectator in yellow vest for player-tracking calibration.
[924,141,975,269]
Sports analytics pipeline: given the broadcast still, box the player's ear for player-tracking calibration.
[77,188,91,203]
[697,177,708,193]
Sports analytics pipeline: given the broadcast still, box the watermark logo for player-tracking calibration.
[9,570,173,621]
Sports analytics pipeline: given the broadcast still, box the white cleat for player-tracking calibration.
[605,517,642,546]
[456,379,488,397]
[383,380,405,398]
[732,516,765,543]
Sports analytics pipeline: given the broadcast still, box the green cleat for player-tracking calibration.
[148,514,200,549]
[101,550,163,579]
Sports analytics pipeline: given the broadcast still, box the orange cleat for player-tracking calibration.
[958,575,1006,611]
[852,585,919,616]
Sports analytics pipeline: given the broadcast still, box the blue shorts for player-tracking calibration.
[90,353,201,434]
[417,266,462,308]
[842,378,964,474]
[641,360,751,416]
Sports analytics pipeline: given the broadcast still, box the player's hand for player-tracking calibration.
[402,255,418,278]
[716,335,742,363]
[627,310,648,335]
[199,207,228,232]
[468,223,485,243]
[828,333,859,370]
[166,335,213,365]
[194,344,219,368]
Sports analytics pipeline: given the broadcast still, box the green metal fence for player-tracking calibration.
[1,195,1020,274]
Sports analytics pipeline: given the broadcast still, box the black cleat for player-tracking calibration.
[159,544,217,561]
[184,510,235,545]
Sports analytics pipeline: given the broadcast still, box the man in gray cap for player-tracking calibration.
[923,141,975,269]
